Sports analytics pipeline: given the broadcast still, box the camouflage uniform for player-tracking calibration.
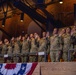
[7,45,12,54]
[46,36,50,61]
[22,39,30,62]
[13,42,20,63]
[2,44,10,63]
[63,34,72,61]
[71,32,76,49]
[2,44,7,63]
[50,34,62,62]
[46,37,50,54]
[29,38,38,62]
[2,44,8,54]
[17,40,22,53]
[70,32,76,61]
[38,37,47,62]
[7,44,13,63]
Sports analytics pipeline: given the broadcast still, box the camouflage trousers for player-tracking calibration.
[4,57,12,63]
[29,55,38,62]
[13,55,21,63]
[38,56,45,62]
[63,51,68,61]
[21,55,29,62]
[13,56,19,63]
[50,50,60,62]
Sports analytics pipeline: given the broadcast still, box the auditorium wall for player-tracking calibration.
[0,0,76,39]
[0,14,32,39]
[46,0,76,26]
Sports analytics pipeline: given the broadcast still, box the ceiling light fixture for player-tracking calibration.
[2,19,6,27]
[59,0,63,4]
[20,13,24,22]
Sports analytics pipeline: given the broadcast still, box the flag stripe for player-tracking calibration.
[0,63,37,75]
[27,63,38,75]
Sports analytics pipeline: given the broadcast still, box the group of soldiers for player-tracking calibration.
[0,26,76,63]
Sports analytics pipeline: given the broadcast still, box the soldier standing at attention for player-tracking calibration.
[46,32,50,61]
[38,32,47,62]
[17,36,22,53]
[6,41,12,63]
[50,28,62,62]
[71,26,76,49]
[10,37,15,54]
[13,37,20,63]
[34,33,39,48]
[2,39,10,63]
[2,39,8,54]
[21,34,30,62]
[63,27,72,61]
[17,36,22,62]
[29,34,38,62]
[58,28,66,61]
[70,26,76,60]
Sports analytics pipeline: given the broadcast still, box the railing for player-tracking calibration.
[0,49,76,63]
[0,51,48,63]
[68,49,76,61]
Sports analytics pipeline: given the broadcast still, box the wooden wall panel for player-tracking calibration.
[46,0,76,26]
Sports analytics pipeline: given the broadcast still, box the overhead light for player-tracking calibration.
[20,20,24,22]
[2,25,5,27]
[2,24,5,27]
[20,13,24,22]
[59,0,63,4]
[2,19,6,27]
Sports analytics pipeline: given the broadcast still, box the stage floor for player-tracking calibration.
[33,62,76,75]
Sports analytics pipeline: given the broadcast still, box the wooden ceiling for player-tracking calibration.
[0,0,60,20]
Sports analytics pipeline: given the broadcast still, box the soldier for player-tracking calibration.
[38,32,47,62]
[21,34,30,62]
[10,37,15,53]
[17,36,22,62]
[71,26,76,48]
[58,28,66,61]
[34,33,40,48]
[13,38,20,63]
[50,28,62,62]
[46,32,50,61]
[7,41,13,63]
[70,26,76,61]
[2,39,8,54]
[62,27,72,61]
[17,36,22,53]
[2,39,10,63]
[29,34,38,62]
